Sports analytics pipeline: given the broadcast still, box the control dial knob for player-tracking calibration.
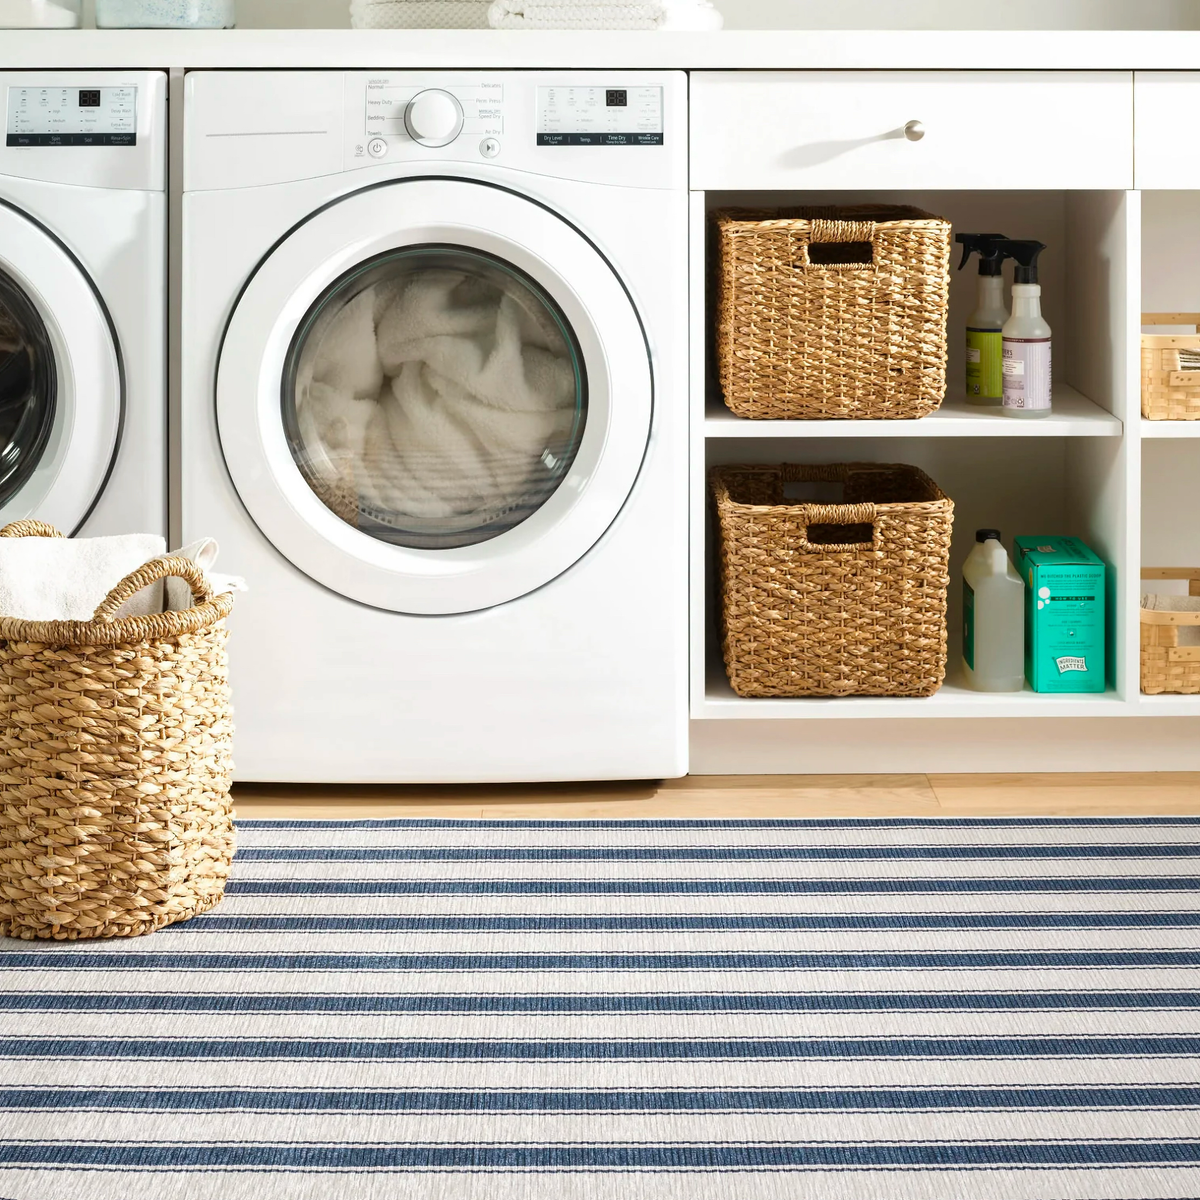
[404,90,465,148]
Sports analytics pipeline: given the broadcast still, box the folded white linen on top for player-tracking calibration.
[487,0,663,28]
[349,0,491,27]
[0,532,166,622]
[294,268,576,533]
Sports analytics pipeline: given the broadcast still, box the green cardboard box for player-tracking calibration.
[1013,536,1106,694]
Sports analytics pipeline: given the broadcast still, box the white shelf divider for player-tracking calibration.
[700,661,1130,720]
[705,383,1122,438]
[1141,419,1200,437]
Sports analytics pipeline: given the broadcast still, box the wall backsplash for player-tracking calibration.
[78,0,1200,26]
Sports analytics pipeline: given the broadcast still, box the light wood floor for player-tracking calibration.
[233,773,1200,820]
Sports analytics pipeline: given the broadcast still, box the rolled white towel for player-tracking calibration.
[488,0,663,29]
[350,0,491,27]
[0,532,166,622]
[1143,592,1200,647]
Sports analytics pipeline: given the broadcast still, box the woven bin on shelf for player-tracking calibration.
[710,464,954,698]
[1141,567,1200,695]
[0,521,235,940]
[1142,312,1200,421]
[714,206,952,420]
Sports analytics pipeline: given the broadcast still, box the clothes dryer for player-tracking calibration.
[1,72,166,538]
[183,70,688,782]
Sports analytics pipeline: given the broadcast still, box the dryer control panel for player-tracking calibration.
[7,86,138,147]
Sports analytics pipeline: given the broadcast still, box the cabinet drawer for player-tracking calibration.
[1135,73,1200,189]
[691,71,1133,191]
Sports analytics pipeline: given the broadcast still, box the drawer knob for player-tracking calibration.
[904,119,926,142]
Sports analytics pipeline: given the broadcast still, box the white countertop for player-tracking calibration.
[3,28,1200,71]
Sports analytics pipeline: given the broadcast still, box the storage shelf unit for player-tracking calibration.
[688,72,1159,770]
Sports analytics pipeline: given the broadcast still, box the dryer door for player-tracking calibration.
[0,201,122,534]
[218,178,651,616]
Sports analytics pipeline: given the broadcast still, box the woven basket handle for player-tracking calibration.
[793,501,881,552]
[92,556,215,624]
[796,219,877,271]
[1143,313,1200,331]
[1143,566,1200,597]
[0,520,65,539]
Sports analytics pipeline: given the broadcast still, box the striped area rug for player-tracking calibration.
[1,816,1199,1199]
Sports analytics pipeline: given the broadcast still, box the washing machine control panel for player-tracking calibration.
[6,86,138,147]
[364,79,503,150]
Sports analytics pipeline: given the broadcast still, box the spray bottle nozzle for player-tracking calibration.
[955,233,1010,275]
[995,239,1047,285]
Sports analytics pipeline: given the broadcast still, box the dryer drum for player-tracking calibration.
[0,267,56,509]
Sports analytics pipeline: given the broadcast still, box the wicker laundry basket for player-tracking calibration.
[0,521,236,940]
[1141,313,1200,421]
[711,464,955,698]
[714,206,952,421]
[1141,568,1200,695]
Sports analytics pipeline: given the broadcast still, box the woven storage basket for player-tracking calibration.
[711,464,954,698]
[714,206,952,421]
[0,521,235,940]
[1142,312,1200,421]
[1141,568,1200,695]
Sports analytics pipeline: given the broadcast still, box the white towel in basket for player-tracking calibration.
[1143,592,1200,647]
[487,0,664,28]
[350,0,490,27]
[0,532,165,622]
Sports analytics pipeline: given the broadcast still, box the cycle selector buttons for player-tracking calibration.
[404,90,465,148]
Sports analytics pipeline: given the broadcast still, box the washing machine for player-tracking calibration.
[182,71,688,783]
[1,72,166,538]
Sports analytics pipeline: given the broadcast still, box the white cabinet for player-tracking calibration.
[1134,72,1200,189]
[691,71,1134,191]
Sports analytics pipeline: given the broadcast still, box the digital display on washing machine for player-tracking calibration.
[536,86,663,146]
[5,86,137,147]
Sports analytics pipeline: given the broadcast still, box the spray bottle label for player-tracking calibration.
[1002,337,1052,412]
[966,328,1003,399]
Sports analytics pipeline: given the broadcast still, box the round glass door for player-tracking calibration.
[218,178,652,615]
[0,266,56,509]
[0,201,122,535]
[282,245,587,552]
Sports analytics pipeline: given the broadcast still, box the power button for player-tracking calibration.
[480,137,501,159]
[367,137,388,159]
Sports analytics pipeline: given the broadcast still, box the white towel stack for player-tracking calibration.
[486,0,720,30]
[350,0,491,27]
[1143,592,1200,647]
[488,0,662,27]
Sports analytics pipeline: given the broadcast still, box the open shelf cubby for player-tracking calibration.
[689,189,1138,726]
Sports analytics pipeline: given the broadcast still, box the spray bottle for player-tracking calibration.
[997,240,1051,419]
[955,233,1010,405]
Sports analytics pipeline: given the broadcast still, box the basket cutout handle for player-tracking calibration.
[92,556,215,624]
[793,501,882,553]
[1143,312,1200,332]
[1143,566,1200,599]
[0,521,65,539]
[796,219,877,271]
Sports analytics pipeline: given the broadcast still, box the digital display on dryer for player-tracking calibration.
[5,86,137,146]
[536,86,663,146]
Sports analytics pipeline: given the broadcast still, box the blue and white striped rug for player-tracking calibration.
[2,815,1199,1199]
